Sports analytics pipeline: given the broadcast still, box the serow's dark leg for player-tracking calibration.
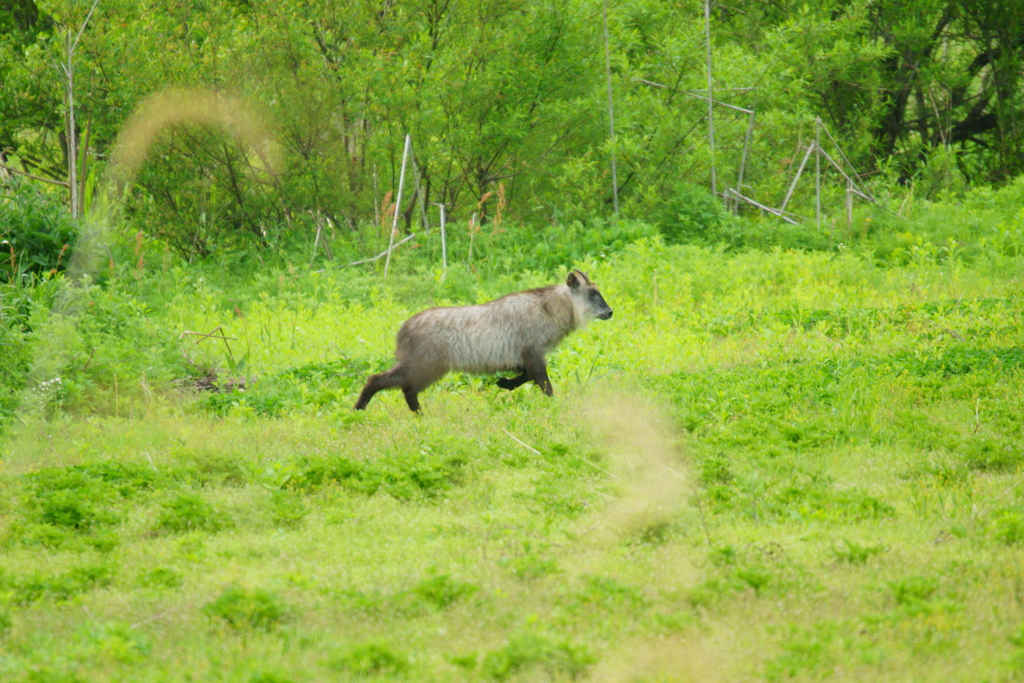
[402,387,421,413]
[496,372,530,391]
[354,368,405,410]
[523,351,553,397]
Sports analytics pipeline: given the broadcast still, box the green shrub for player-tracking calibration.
[203,585,290,631]
[154,493,229,535]
[6,463,168,548]
[137,567,184,589]
[831,539,886,565]
[1010,623,1024,670]
[411,573,479,609]
[735,566,773,595]
[0,276,57,431]
[81,620,153,664]
[34,487,120,531]
[499,554,561,581]
[653,182,730,245]
[172,447,246,487]
[889,576,939,607]
[962,438,1023,473]
[44,565,116,601]
[767,482,895,522]
[685,579,742,609]
[289,450,466,501]
[17,669,88,683]
[267,490,308,528]
[249,673,296,683]
[0,181,77,281]
[481,632,594,681]
[289,455,369,493]
[990,509,1024,546]
[765,623,837,682]
[521,218,658,270]
[85,531,122,554]
[571,575,646,611]
[1,564,115,605]
[330,641,410,677]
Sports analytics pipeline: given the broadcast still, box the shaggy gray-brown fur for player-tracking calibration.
[354,269,613,412]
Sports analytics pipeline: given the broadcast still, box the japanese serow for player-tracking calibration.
[354,269,613,412]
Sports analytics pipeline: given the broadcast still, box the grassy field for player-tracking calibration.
[1,239,1023,682]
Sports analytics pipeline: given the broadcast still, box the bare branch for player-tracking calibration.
[0,162,71,188]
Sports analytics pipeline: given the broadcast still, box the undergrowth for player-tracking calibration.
[0,196,1023,681]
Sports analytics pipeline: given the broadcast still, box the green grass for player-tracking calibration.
[1,239,1023,681]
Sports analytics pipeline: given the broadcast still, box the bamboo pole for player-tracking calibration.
[634,79,754,114]
[780,143,815,213]
[413,157,429,231]
[431,203,448,270]
[383,134,412,278]
[733,109,756,214]
[634,78,755,104]
[815,144,868,197]
[819,121,878,202]
[372,164,380,226]
[704,0,716,198]
[467,212,477,267]
[60,0,98,219]
[815,118,821,233]
[348,233,416,267]
[77,115,92,214]
[635,76,756,211]
[728,188,800,224]
[65,28,77,218]
[846,179,853,233]
[602,0,619,216]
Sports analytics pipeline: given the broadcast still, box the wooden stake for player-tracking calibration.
[348,233,416,266]
[846,179,853,233]
[815,118,821,233]
[431,203,448,271]
[602,0,619,216]
[780,143,814,213]
[730,189,800,224]
[61,0,98,219]
[372,164,380,226]
[734,109,755,214]
[704,0,716,198]
[467,212,477,267]
[383,134,412,278]
[412,157,429,232]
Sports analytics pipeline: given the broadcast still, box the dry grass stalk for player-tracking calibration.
[467,212,479,266]
[492,182,506,234]
[134,230,145,275]
[583,394,690,544]
[106,88,279,201]
[380,190,395,239]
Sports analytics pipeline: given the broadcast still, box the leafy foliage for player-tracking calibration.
[154,493,230,535]
[411,573,479,610]
[288,449,467,502]
[0,193,1021,681]
[330,641,410,677]
[481,632,595,681]
[4,0,1024,261]
[0,182,76,281]
[652,182,733,244]
[203,585,290,632]
[0,564,115,605]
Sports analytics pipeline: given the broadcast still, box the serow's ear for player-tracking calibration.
[566,270,583,290]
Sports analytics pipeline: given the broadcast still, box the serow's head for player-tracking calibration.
[567,269,613,325]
